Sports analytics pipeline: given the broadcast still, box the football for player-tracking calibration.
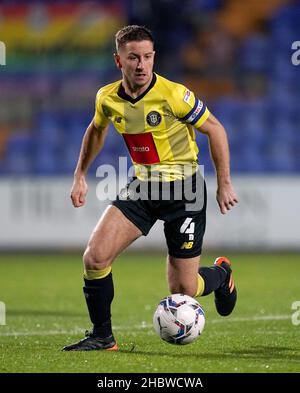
[153,294,205,345]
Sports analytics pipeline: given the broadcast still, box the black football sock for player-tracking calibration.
[198,266,227,296]
[83,272,114,338]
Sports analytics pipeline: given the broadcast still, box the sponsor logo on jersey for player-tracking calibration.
[132,146,150,152]
[146,111,162,126]
[122,133,160,164]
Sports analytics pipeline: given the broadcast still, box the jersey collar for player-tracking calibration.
[117,73,157,104]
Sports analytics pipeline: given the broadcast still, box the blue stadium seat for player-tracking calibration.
[4,134,35,174]
[271,4,300,35]
[238,144,267,173]
[35,113,64,146]
[266,139,296,172]
[33,145,60,175]
[240,35,272,72]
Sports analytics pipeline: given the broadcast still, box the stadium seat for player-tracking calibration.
[4,133,35,174]
[239,35,272,72]
[1,1,299,177]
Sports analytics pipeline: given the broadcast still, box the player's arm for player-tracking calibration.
[198,113,238,214]
[173,85,238,214]
[71,120,109,208]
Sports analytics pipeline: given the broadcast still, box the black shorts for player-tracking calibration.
[112,171,207,258]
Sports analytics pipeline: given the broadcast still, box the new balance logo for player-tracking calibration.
[181,241,194,249]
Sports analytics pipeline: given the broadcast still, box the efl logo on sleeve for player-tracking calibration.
[183,90,193,106]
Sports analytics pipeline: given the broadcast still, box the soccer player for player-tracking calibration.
[63,25,238,351]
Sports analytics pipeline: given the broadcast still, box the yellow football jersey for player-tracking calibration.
[94,73,210,181]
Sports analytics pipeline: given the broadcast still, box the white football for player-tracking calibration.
[153,294,205,345]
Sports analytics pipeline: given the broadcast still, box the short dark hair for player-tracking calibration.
[115,25,154,52]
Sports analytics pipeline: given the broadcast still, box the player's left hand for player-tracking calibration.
[216,183,238,214]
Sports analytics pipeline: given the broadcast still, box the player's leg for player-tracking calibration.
[164,209,233,301]
[84,204,142,272]
[167,254,228,297]
[164,211,236,315]
[167,254,237,316]
[83,205,143,332]
[167,255,200,297]
[209,256,237,316]
[62,205,143,351]
[163,173,236,315]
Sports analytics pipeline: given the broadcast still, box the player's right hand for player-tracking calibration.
[70,176,88,208]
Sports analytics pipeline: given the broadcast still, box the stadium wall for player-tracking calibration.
[0,176,299,252]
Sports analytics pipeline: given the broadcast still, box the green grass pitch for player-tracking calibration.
[0,253,299,373]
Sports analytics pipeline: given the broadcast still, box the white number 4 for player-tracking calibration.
[180,218,195,241]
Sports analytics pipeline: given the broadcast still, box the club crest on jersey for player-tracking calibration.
[146,111,161,127]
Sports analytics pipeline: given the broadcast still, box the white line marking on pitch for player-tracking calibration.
[210,314,291,323]
[0,315,292,337]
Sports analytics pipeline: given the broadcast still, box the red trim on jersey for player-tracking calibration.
[122,133,160,164]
